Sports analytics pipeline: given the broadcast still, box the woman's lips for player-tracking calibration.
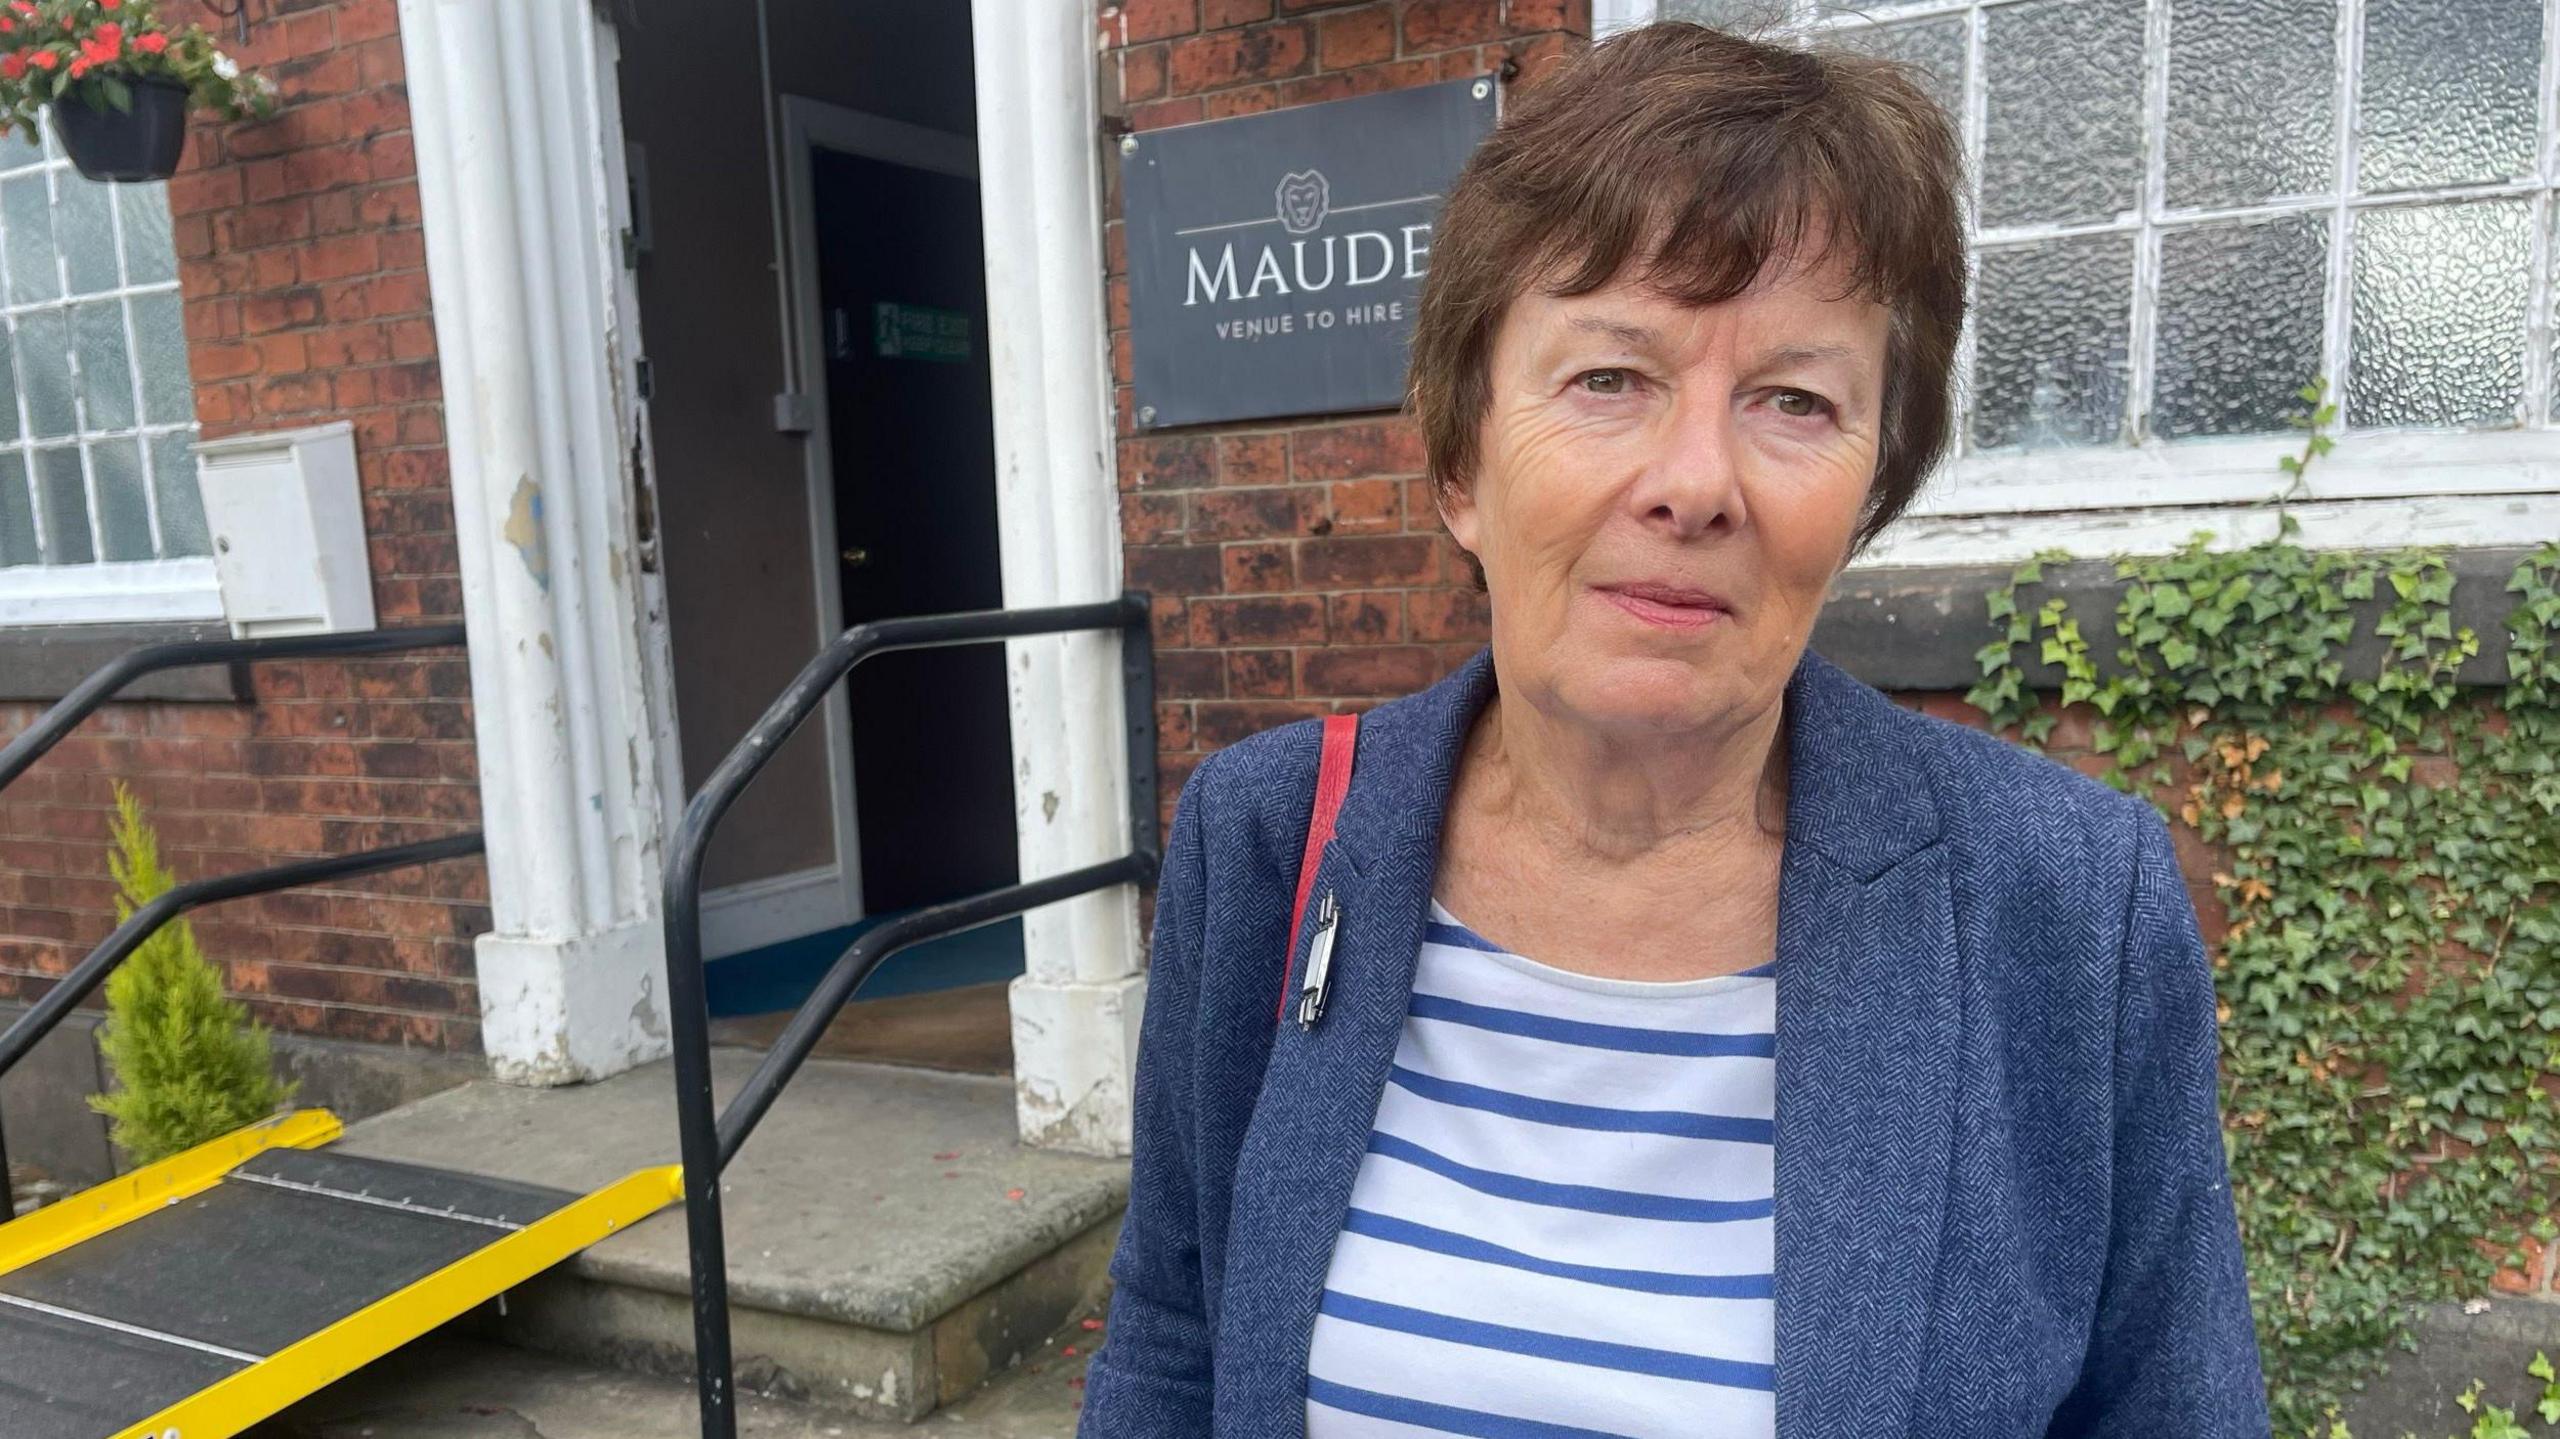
[1593,582,1733,631]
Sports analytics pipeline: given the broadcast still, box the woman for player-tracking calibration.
[1082,22,2265,1439]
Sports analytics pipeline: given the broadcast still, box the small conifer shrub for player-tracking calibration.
[87,782,292,1163]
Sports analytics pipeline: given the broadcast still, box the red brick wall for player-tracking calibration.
[0,0,485,1052]
[1100,0,1589,812]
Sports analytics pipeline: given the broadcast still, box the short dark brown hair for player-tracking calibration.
[1408,22,1968,560]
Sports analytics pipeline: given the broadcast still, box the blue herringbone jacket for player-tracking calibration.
[1081,645,2269,1438]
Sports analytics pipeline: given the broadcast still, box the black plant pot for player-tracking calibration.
[54,78,190,184]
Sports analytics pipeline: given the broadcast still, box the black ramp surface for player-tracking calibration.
[0,1300,250,1439]
[234,1148,579,1227]
[0,1178,507,1356]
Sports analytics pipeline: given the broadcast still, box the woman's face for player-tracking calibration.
[1442,255,1890,740]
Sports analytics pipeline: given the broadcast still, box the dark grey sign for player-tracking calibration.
[1123,77,1498,429]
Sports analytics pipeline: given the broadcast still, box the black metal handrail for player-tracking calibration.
[0,624,475,1218]
[662,593,1160,1439]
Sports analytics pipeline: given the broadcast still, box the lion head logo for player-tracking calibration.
[1274,169,1331,236]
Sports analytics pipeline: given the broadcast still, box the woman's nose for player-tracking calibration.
[1627,388,1746,540]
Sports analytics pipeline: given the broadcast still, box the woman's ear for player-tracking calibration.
[1437,474,1482,557]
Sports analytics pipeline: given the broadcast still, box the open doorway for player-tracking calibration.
[616,3,1018,1073]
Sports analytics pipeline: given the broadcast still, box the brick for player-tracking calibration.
[1506,0,1588,32]
[1195,700,1327,748]
[1408,586,1492,642]
[1255,76,1413,136]
[1328,478,1402,533]
[1157,702,1196,751]
[1300,534,1440,587]
[1318,4,1397,66]
[1205,84,1282,118]
[1156,648,1228,698]
[1122,491,1188,544]
[1402,0,1505,50]
[1328,591,1404,644]
[1168,23,1313,94]
[301,233,382,283]
[1292,418,1426,480]
[1118,42,1170,103]
[1205,0,1275,23]
[243,288,324,335]
[1225,648,1294,697]
[1188,594,1328,646]
[1120,433,1217,491]
[1126,543,1226,595]
[1218,432,1289,486]
[1192,486,1323,542]
[1221,541,1295,592]
[1111,0,1200,44]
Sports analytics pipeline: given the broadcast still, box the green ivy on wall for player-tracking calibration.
[1967,509,2560,1434]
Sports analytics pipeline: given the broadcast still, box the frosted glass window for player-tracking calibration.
[0,120,202,573]
[2166,0,2335,209]
[1980,0,2145,227]
[2351,201,2531,428]
[1971,235,2135,451]
[1667,0,2560,466]
[2359,0,2540,193]
[2155,217,2330,438]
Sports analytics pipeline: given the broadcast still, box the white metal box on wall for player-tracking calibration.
[192,422,377,638]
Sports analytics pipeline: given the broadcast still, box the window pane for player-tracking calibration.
[73,299,135,431]
[37,446,91,564]
[2165,0,2334,210]
[0,124,40,172]
[90,437,150,561]
[15,308,76,439]
[2350,200,2530,428]
[0,317,19,445]
[3,172,57,304]
[2154,216,2330,439]
[1970,233,2135,450]
[1981,0,2145,227]
[118,182,175,286]
[58,171,116,295]
[0,454,33,567]
[150,432,206,557]
[131,289,191,426]
[2359,0,2540,192]
[1660,0,1791,32]
[1834,15,1967,129]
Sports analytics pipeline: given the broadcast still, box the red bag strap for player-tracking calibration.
[1277,713,1359,1022]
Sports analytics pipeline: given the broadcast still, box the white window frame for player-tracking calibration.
[1601,0,2560,565]
[0,129,216,627]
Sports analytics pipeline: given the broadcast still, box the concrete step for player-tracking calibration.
[330,1051,1128,1424]
[250,1320,1096,1437]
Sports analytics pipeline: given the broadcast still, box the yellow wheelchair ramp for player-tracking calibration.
[0,1109,680,1439]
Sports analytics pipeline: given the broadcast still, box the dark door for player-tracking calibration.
[811,147,1020,959]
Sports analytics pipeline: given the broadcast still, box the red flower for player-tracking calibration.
[27,47,56,69]
[8,3,33,16]
[65,55,84,76]
[0,51,22,80]
[0,19,14,35]
[93,22,121,47]
[101,0,121,8]
[135,31,163,53]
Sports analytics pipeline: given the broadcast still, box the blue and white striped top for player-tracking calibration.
[1304,899,1778,1439]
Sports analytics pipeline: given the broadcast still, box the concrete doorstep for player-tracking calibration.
[329,1051,1130,1423]
[249,1319,1097,1438]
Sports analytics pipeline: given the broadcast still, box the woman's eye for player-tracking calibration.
[1770,388,1829,418]
[1577,369,1630,395]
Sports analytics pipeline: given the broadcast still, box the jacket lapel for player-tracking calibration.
[1215,651,1491,1434]
[1216,647,1960,1437]
[1770,650,1957,1437]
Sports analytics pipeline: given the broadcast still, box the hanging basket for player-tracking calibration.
[54,78,191,184]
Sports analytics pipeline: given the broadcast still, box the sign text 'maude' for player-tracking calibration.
[1123,78,1498,429]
